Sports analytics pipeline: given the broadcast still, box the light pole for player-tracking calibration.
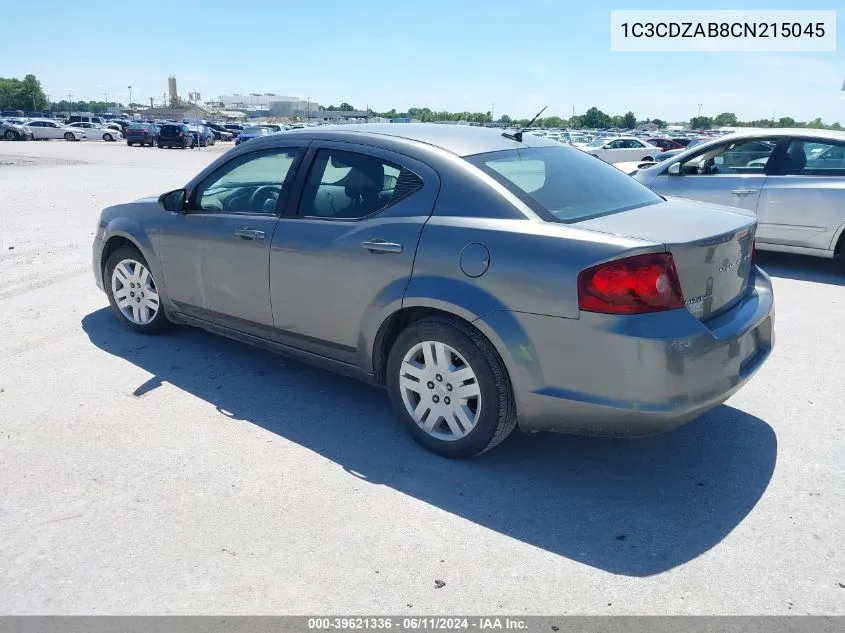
[128,85,133,113]
[306,96,310,122]
[697,103,702,117]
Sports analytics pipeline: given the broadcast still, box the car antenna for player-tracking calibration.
[502,105,548,143]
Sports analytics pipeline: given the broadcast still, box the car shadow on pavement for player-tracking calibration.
[757,251,844,286]
[82,308,777,578]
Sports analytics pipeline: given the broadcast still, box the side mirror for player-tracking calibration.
[159,189,186,213]
[667,162,681,176]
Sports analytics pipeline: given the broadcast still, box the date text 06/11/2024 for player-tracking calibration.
[307,617,529,630]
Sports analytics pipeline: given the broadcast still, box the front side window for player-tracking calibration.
[297,149,422,220]
[680,138,779,175]
[191,149,300,214]
[776,139,845,176]
[468,146,662,223]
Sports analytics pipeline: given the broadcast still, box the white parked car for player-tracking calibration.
[68,122,122,141]
[575,136,660,163]
[26,119,86,141]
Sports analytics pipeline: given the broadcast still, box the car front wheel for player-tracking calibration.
[105,245,170,334]
[64,132,74,141]
[386,316,517,458]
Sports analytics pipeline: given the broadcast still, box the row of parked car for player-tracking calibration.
[123,120,301,149]
[0,113,298,148]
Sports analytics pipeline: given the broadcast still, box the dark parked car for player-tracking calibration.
[157,123,195,149]
[203,122,234,141]
[92,124,774,457]
[644,137,686,152]
[188,125,215,147]
[1,119,34,141]
[223,123,245,135]
[234,126,271,146]
[125,123,159,147]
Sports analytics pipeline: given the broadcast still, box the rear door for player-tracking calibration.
[269,142,439,363]
[757,137,845,250]
[649,137,781,218]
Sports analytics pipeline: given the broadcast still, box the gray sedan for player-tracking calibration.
[92,124,774,457]
[634,129,845,262]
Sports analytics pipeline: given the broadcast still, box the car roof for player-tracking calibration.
[277,123,561,157]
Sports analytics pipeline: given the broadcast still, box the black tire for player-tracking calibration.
[104,245,170,334]
[104,133,113,142]
[126,141,133,146]
[4,130,16,141]
[64,132,74,141]
[386,316,517,458]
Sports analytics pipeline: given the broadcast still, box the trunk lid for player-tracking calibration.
[576,198,756,321]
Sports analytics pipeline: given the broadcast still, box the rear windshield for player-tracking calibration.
[160,125,182,134]
[128,123,149,129]
[467,146,663,223]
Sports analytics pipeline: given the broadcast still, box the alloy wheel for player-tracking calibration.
[110,259,160,325]
[398,340,482,441]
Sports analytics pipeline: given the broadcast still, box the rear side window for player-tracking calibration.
[467,146,662,223]
[776,138,845,176]
[297,149,423,220]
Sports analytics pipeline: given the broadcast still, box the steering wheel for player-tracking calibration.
[697,158,716,175]
[248,185,280,212]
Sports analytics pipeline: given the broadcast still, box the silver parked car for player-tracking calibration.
[634,129,845,262]
[92,125,774,457]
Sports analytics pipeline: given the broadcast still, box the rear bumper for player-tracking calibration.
[476,268,775,436]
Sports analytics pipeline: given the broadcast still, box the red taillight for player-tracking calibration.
[578,253,685,315]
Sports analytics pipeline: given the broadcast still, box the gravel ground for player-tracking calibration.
[0,140,843,615]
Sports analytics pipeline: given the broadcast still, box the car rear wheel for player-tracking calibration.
[4,130,17,140]
[126,141,133,146]
[64,132,74,141]
[386,316,517,458]
[104,133,113,142]
[105,245,169,334]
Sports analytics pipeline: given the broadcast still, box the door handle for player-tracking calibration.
[731,189,758,196]
[361,239,402,254]
[234,229,265,240]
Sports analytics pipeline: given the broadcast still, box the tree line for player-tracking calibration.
[370,105,841,130]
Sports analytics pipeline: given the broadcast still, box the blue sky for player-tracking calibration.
[2,0,843,122]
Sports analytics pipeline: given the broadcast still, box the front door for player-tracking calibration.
[269,142,439,363]
[173,146,305,336]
